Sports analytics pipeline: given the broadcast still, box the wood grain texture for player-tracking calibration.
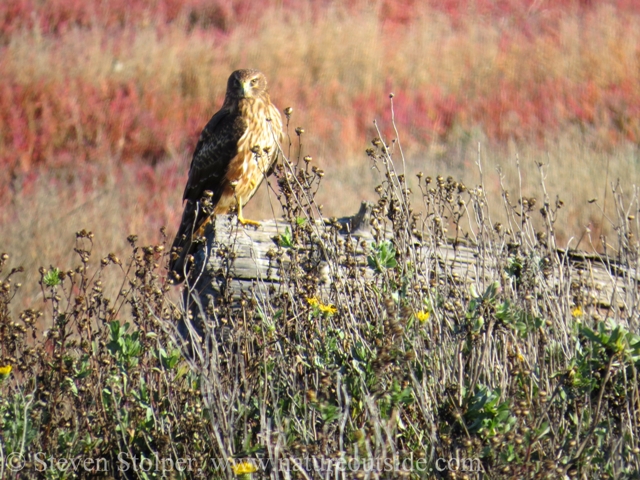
[182,202,639,312]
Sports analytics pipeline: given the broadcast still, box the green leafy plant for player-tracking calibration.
[42,267,61,287]
[278,226,295,249]
[367,241,397,274]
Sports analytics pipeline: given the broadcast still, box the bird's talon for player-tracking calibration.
[238,217,261,227]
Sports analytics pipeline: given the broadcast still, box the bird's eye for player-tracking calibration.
[250,78,258,86]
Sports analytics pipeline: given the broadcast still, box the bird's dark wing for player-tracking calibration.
[182,107,248,204]
[169,107,248,281]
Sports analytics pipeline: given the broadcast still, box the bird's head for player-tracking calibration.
[226,69,268,100]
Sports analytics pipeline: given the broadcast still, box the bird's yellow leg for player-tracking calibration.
[236,196,261,227]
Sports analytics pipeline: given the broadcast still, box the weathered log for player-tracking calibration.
[181,202,639,315]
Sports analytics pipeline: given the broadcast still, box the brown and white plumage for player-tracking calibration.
[169,69,283,282]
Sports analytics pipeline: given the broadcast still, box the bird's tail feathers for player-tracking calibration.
[168,199,211,283]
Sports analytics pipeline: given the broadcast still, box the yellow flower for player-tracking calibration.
[416,311,430,323]
[0,365,12,376]
[572,306,583,317]
[232,461,257,476]
[307,297,337,315]
[319,304,337,315]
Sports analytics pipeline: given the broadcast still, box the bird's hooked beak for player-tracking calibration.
[239,80,252,98]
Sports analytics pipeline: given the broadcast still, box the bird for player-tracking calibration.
[169,69,284,282]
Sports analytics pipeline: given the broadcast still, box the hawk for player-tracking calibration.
[169,69,284,282]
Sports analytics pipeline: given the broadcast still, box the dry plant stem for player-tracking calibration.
[388,96,408,179]
[564,354,616,474]
[3,109,640,479]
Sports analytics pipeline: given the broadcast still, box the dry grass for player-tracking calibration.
[1,125,639,479]
[3,2,640,168]
[0,161,184,311]
[2,1,640,231]
[3,127,640,313]
[3,3,640,476]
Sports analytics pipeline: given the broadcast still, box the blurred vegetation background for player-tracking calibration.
[2,4,640,478]
[2,0,640,306]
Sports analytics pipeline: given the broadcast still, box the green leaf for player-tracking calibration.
[63,377,78,396]
[43,268,61,287]
[535,422,550,440]
[367,241,397,274]
[278,227,295,249]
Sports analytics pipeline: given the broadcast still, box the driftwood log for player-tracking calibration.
[182,202,639,316]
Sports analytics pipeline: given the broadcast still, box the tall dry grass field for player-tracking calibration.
[2,2,640,478]
[1,1,640,303]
